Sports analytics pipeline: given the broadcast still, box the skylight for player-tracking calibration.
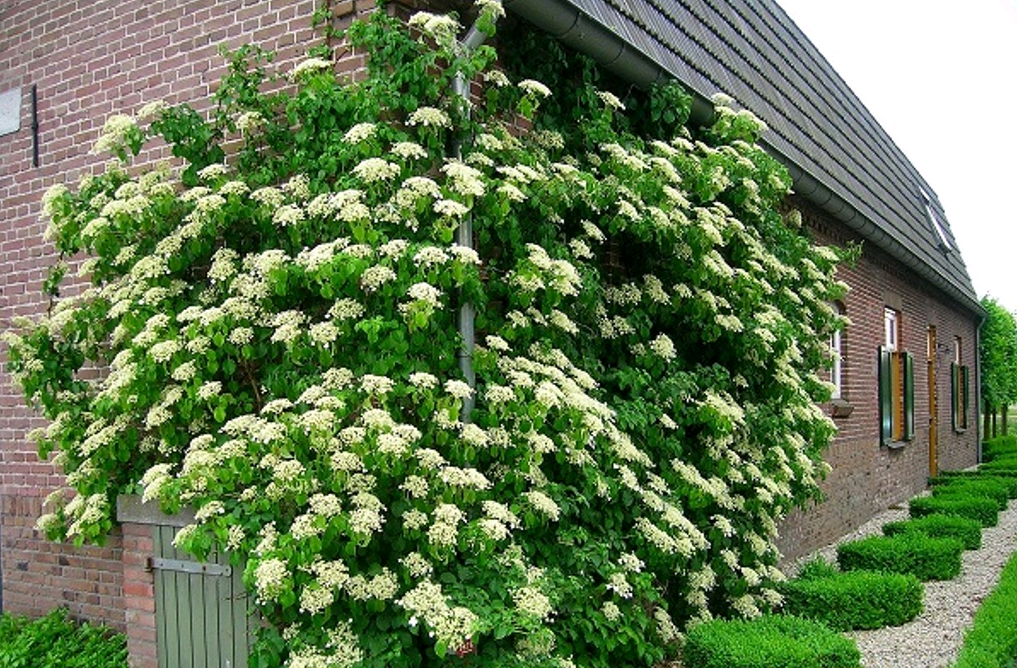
[920,186,952,253]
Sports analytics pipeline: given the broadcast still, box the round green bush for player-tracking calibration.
[779,567,923,631]
[682,614,861,668]
[883,513,982,550]
[836,533,964,581]
[909,495,999,527]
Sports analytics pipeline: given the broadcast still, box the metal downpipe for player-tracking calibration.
[453,23,487,420]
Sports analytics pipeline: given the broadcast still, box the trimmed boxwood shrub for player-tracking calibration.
[883,513,983,550]
[779,566,923,631]
[682,614,861,668]
[982,435,1017,462]
[932,473,1017,498]
[980,457,1017,473]
[932,478,1011,510]
[836,533,964,581]
[909,495,999,527]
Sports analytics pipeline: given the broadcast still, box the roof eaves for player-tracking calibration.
[503,0,983,316]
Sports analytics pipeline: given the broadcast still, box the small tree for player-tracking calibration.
[980,297,1017,437]
[5,3,846,666]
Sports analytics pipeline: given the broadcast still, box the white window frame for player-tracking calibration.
[884,307,899,352]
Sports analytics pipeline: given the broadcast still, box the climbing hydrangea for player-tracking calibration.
[5,3,847,667]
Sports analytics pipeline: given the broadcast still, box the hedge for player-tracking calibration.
[836,533,964,581]
[882,513,983,551]
[909,495,1000,527]
[932,473,1017,497]
[931,478,1011,511]
[980,457,1017,473]
[682,614,861,668]
[779,566,923,631]
[952,542,1017,667]
[981,435,1017,462]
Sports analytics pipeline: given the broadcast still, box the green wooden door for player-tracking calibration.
[151,525,254,668]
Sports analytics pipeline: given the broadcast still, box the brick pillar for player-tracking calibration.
[121,521,157,668]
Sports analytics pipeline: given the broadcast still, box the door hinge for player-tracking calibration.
[146,556,232,577]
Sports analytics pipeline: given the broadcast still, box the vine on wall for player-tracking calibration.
[5,2,847,666]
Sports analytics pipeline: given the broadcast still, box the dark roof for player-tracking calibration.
[503,0,981,314]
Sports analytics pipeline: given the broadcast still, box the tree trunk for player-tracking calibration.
[992,411,998,438]
[1004,405,1010,435]
[985,400,992,439]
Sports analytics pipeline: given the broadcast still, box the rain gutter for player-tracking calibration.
[453,21,488,420]
[501,0,984,317]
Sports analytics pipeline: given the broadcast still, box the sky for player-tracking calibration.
[775,0,1017,314]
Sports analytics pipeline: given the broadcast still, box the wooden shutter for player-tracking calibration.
[903,351,915,441]
[879,347,893,445]
[950,363,959,431]
[961,365,970,430]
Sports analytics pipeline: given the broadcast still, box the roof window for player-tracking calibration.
[920,186,952,253]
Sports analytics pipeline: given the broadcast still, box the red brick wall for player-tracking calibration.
[0,0,370,630]
[778,201,981,560]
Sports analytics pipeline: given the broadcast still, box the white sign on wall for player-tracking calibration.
[0,88,22,137]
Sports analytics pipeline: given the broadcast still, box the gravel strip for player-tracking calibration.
[787,498,1017,668]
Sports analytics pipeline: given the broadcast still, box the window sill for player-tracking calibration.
[954,428,967,435]
[884,440,908,451]
[830,398,854,419]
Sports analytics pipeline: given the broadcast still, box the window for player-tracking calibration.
[831,327,843,399]
[951,336,969,431]
[879,307,914,445]
[920,186,952,253]
[830,302,845,399]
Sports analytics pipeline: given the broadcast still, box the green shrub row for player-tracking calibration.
[778,561,923,631]
[932,478,1011,510]
[932,473,1017,496]
[980,457,1017,473]
[0,608,127,668]
[837,533,964,581]
[981,435,1017,462]
[909,495,999,527]
[682,614,861,668]
[951,540,1017,667]
[883,513,983,550]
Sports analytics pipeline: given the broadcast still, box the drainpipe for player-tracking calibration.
[453,22,487,420]
[975,313,985,463]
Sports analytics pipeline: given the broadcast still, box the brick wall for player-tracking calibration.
[777,201,981,560]
[0,0,371,631]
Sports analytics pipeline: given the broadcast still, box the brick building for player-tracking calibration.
[0,0,981,663]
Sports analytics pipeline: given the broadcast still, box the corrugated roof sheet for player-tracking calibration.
[506,0,978,310]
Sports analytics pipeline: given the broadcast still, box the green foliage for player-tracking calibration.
[931,478,1011,510]
[983,434,1017,462]
[778,560,923,630]
[931,472,1017,498]
[836,533,963,581]
[5,3,847,667]
[910,494,1000,527]
[882,513,983,550]
[0,608,127,668]
[979,457,1017,473]
[682,614,861,668]
[951,542,1017,668]
[979,297,1017,415]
